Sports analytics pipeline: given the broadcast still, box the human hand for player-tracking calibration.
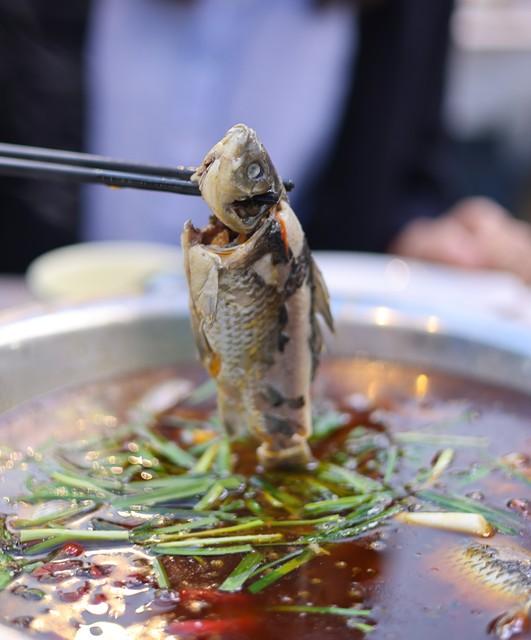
[390,198,531,282]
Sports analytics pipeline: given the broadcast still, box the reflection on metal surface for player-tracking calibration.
[374,306,392,327]
[415,374,430,400]
[426,316,440,334]
[384,258,411,292]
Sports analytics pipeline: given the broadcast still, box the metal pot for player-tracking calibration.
[0,295,529,639]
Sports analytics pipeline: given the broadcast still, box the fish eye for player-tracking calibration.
[247,162,263,180]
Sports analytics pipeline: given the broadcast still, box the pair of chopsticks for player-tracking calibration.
[0,142,294,202]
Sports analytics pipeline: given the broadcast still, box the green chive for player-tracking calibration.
[193,441,220,473]
[245,499,265,516]
[248,548,315,593]
[315,504,402,542]
[50,471,113,497]
[219,552,264,592]
[383,446,399,484]
[159,519,264,542]
[304,494,371,515]
[395,433,488,447]
[154,544,252,556]
[311,411,349,441]
[318,463,383,493]
[268,515,340,527]
[26,535,72,555]
[194,483,225,511]
[18,528,129,543]
[140,430,196,469]
[10,502,96,528]
[151,556,171,589]
[113,478,213,508]
[216,437,233,475]
[155,533,282,548]
[269,605,371,618]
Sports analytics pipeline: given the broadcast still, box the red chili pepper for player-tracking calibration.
[90,592,107,605]
[88,564,113,579]
[32,560,82,582]
[57,580,91,603]
[167,617,259,637]
[180,589,252,606]
[59,542,85,557]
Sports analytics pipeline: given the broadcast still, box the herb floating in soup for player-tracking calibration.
[0,361,528,639]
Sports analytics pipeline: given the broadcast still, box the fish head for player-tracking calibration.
[192,124,283,235]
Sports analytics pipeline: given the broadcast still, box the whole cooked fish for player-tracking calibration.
[182,124,333,468]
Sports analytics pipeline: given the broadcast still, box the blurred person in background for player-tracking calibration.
[1,0,531,282]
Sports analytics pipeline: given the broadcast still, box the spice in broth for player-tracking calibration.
[0,358,528,640]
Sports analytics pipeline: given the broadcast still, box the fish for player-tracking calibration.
[440,542,531,639]
[181,124,333,468]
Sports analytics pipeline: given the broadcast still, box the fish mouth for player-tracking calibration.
[230,190,280,226]
[194,190,280,250]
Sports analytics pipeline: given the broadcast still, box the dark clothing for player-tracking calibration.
[0,0,89,272]
[306,0,455,251]
[0,0,454,272]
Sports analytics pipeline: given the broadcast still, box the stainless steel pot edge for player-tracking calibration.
[0,295,530,639]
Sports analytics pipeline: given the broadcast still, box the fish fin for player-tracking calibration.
[182,228,220,370]
[311,257,334,332]
[188,304,215,368]
[187,246,220,323]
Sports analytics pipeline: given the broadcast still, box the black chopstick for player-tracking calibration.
[0,142,294,198]
[0,142,196,181]
[0,155,201,195]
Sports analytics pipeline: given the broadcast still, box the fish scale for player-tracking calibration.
[213,272,279,379]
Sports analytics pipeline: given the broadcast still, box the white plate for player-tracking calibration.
[26,241,182,302]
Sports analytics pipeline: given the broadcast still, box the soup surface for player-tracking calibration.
[0,359,528,640]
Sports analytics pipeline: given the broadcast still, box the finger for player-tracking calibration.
[391,217,488,268]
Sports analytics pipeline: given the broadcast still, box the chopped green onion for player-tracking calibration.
[26,535,72,555]
[311,411,350,441]
[18,528,129,543]
[395,433,488,447]
[159,519,264,542]
[142,431,196,469]
[248,548,316,593]
[422,448,454,487]
[193,441,220,474]
[383,446,399,484]
[216,437,233,475]
[194,483,225,511]
[10,502,96,528]
[268,515,340,527]
[152,556,171,589]
[269,605,371,618]
[219,552,264,592]
[154,544,253,556]
[50,471,112,497]
[155,533,282,548]
[114,477,213,508]
[318,463,383,493]
[304,494,371,515]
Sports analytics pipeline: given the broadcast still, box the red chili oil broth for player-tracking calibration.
[0,358,528,640]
